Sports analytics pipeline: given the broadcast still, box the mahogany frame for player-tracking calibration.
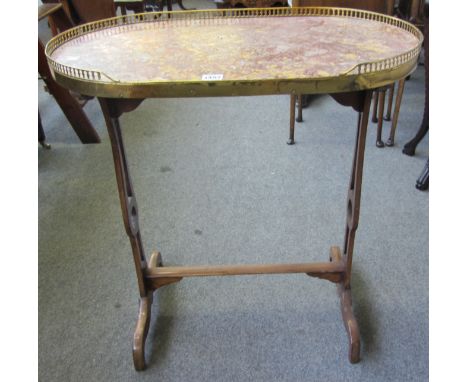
[98,89,372,370]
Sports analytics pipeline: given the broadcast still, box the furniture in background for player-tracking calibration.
[38,111,51,149]
[416,159,428,190]
[214,0,287,8]
[403,0,428,157]
[46,7,422,370]
[61,0,116,23]
[403,1,428,190]
[115,0,146,15]
[38,1,100,144]
[287,0,398,146]
[144,0,194,12]
[289,0,426,148]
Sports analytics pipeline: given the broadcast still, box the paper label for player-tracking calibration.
[202,74,224,81]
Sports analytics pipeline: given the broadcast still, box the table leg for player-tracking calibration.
[288,94,296,145]
[415,159,429,190]
[386,78,406,147]
[384,82,395,121]
[371,91,378,123]
[38,111,51,149]
[296,94,303,123]
[403,8,428,155]
[99,91,372,368]
[331,89,372,363]
[99,97,156,371]
[376,88,386,147]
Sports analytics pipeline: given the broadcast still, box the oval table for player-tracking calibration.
[46,7,422,371]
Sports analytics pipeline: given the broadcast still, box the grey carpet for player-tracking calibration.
[39,3,428,381]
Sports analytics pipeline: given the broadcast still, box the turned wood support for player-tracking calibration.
[371,90,379,123]
[296,94,303,123]
[375,88,386,147]
[384,83,395,121]
[288,94,296,145]
[387,78,406,147]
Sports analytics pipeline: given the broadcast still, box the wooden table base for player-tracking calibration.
[99,89,372,370]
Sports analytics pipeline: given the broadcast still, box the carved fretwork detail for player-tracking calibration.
[340,90,372,288]
[99,98,148,297]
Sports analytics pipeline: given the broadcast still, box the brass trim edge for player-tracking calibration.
[45,7,423,98]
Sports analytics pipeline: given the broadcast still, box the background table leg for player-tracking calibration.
[386,78,406,147]
[296,94,303,123]
[384,83,395,121]
[376,89,386,147]
[287,94,296,145]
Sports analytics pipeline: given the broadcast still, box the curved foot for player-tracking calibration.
[133,293,153,371]
[132,252,163,371]
[287,139,295,145]
[371,117,378,123]
[39,140,51,149]
[296,116,303,123]
[338,283,361,364]
[385,138,394,147]
[402,144,416,156]
[383,116,391,122]
[376,140,385,148]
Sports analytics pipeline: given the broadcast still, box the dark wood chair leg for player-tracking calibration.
[177,0,194,10]
[384,82,395,121]
[376,89,386,147]
[403,6,429,156]
[371,91,379,123]
[287,94,296,145]
[415,159,429,190]
[38,40,100,144]
[402,117,428,156]
[38,111,51,149]
[296,94,303,123]
[386,78,405,147]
